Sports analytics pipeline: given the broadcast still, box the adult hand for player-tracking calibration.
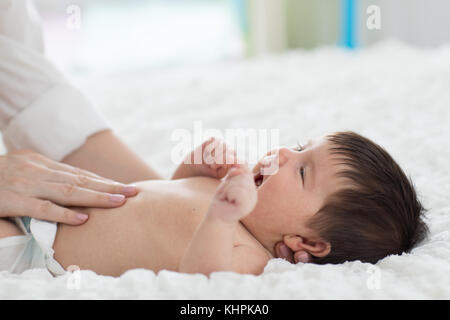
[274,241,312,264]
[0,149,138,225]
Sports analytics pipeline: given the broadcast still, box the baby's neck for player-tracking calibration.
[239,221,275,259]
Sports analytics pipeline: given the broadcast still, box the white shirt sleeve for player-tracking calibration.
[0,0,110,161]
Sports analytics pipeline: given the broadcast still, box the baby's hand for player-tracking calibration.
[187,137,242,179]
[207,164,257,223]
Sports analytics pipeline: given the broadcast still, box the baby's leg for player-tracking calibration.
[63,130,162,183]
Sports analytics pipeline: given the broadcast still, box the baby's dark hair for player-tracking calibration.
[306,131,428,264]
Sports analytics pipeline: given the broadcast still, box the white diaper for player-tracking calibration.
[0,217,66,276]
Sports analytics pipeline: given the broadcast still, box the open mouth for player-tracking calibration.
[254,172,265,188]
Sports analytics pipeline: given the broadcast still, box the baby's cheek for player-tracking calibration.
[268,177,302,211]
[257,183,281,210]
[265,175,285,194]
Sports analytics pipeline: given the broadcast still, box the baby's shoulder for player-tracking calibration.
[232,231,273,275]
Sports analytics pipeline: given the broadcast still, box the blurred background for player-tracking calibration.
[35,0,450,76]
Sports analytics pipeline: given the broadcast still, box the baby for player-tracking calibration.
[45,131,427,276]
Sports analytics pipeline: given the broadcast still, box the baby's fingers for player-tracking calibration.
[252,149,278,176]
[211,152,239,178]
[224,165,252,181]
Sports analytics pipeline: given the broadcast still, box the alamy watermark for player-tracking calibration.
[366,265,382,290]
[66,5,81,30]
[366,5,381,30]
[66,4,380,32]
[171,120,282,174]
[66,265,81,290]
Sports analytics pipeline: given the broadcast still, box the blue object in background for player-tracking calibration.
[340,0,357,49]
[231,0,249,38]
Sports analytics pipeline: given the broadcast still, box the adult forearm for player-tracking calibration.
[63,129,162,184]
[171,162,195,180]
[180,214,237,275]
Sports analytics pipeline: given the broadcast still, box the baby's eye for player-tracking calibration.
[296,142,304,152]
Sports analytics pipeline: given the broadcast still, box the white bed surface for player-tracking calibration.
[1,41,449,299]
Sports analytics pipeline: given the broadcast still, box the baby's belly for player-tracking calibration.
[53,177,219,277]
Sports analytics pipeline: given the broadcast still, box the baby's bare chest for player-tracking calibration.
[55,177,263,275]
[131,178,257,265]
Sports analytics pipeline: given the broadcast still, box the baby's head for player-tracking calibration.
[243,131,428,264]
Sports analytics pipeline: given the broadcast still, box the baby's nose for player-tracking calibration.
[276,146,299,168]
[278,146,296,159]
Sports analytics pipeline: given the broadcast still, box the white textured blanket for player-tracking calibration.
[1,41,449,299]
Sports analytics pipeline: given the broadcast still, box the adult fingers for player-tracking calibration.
[0,191,89,225]
[6,169,133,208]
[28,156,138,197]
[31,182,127,208]
[35,155,117,184]
[39,168,137,197]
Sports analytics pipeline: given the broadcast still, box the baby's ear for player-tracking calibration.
[283,234,331,260]
[297,236,331,258]
[281,235,313,263]
[282,234,305,251]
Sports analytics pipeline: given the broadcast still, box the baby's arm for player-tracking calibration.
[171,138,240,180]
[179,165,269,276]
